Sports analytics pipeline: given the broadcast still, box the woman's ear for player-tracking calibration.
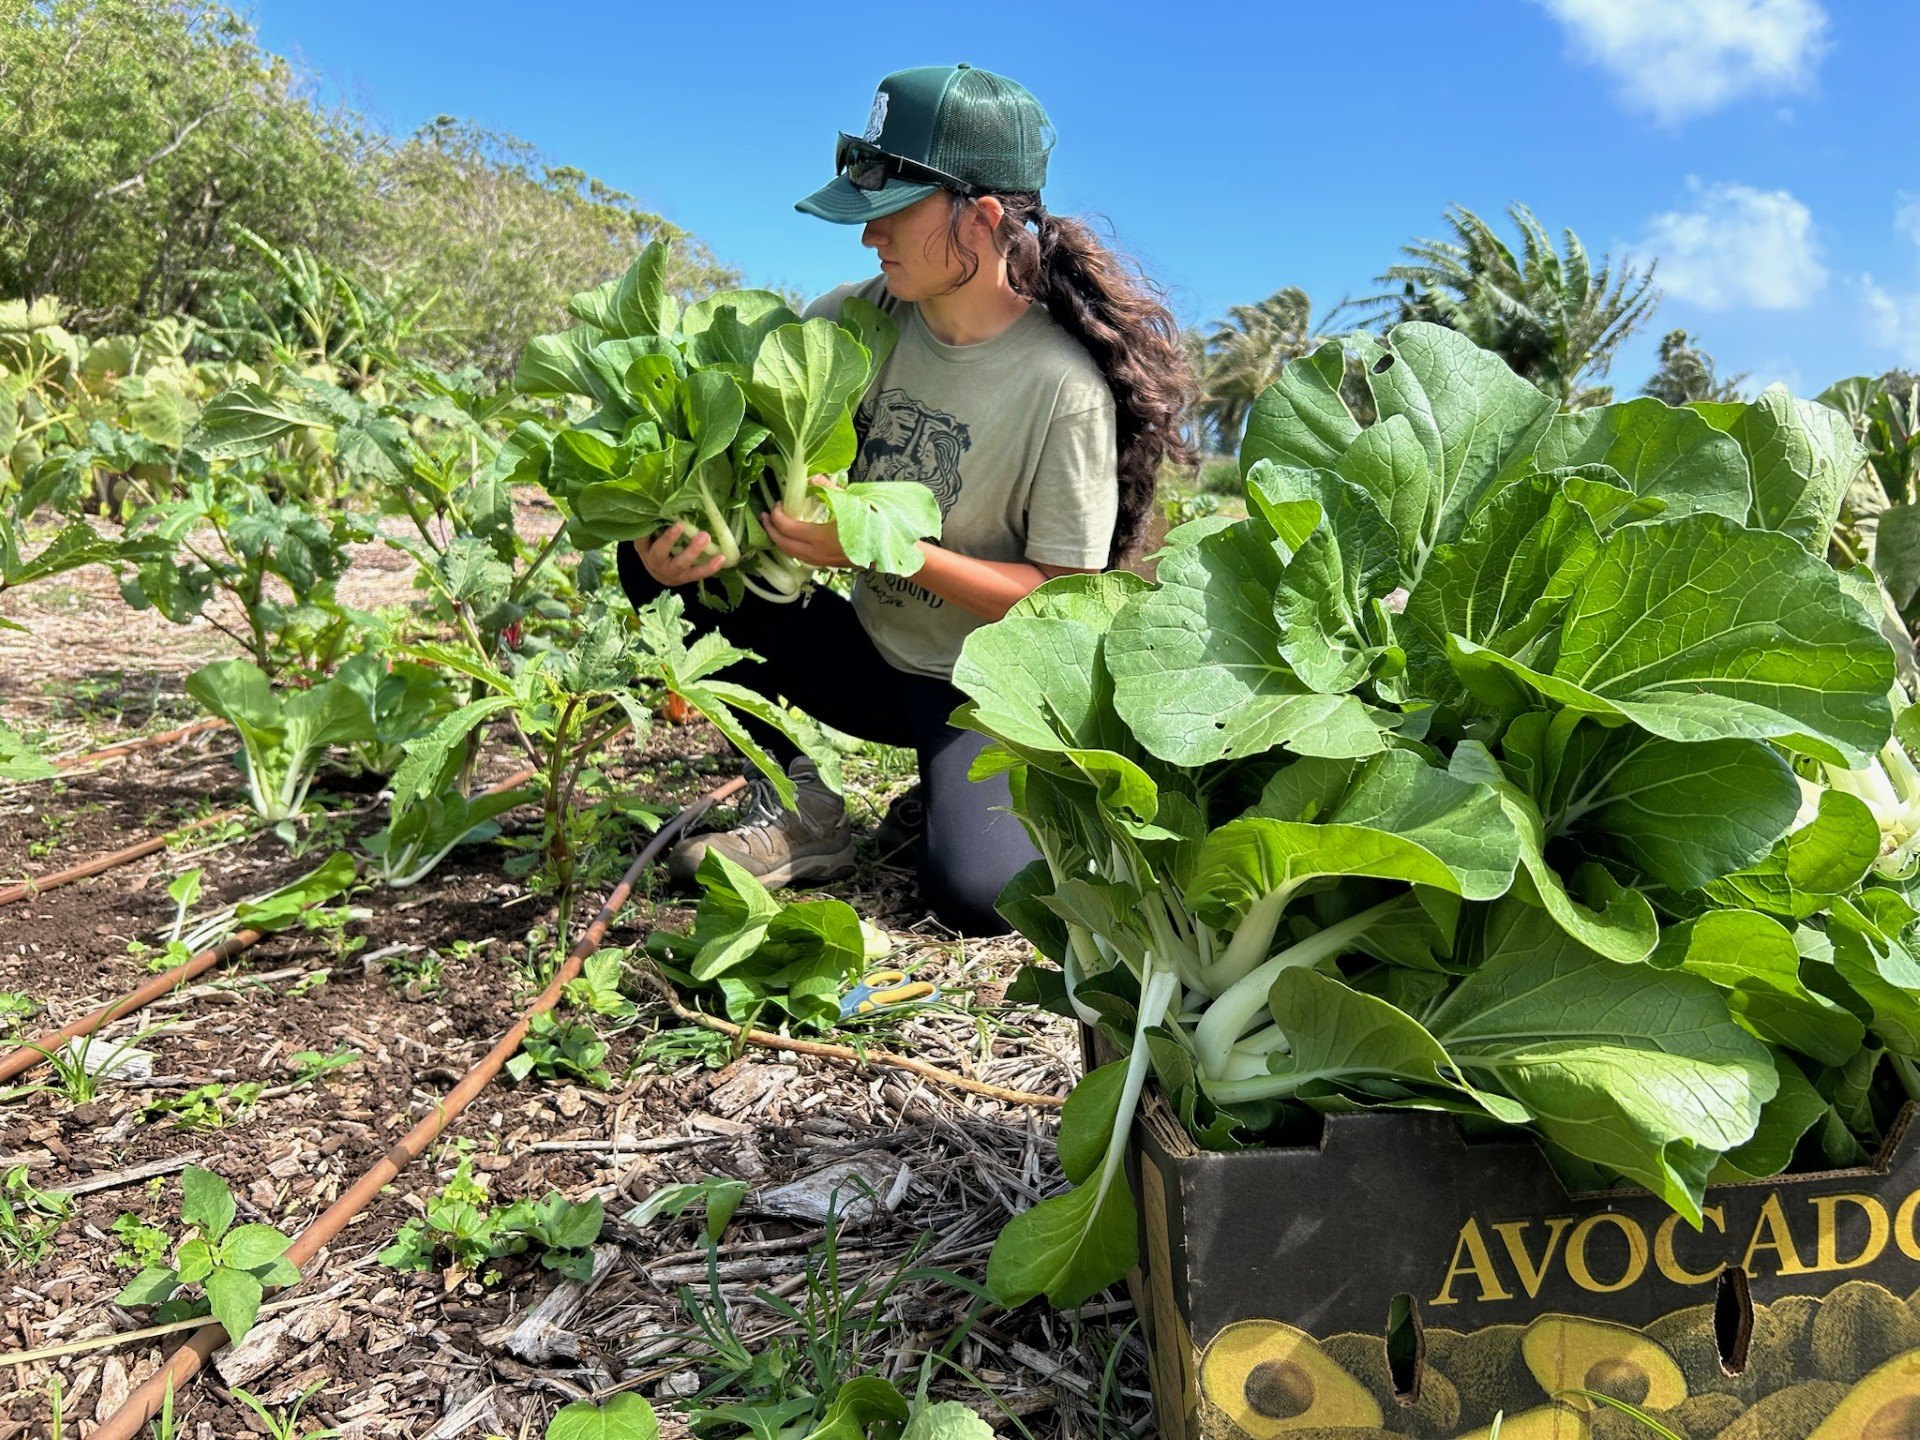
[971,195,1005,235]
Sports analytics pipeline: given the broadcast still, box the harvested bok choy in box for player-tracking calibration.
[956,319,1920,1438]
[504,240,940,606]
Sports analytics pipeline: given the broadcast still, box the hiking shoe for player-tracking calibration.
[871,782,924,861]
[666,757,855,890]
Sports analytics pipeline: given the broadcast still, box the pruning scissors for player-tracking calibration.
[839,968,939,1018]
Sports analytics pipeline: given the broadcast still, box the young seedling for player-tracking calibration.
[232,1379,341,1440]
[628,1176,748,1246]
[378,1156,604,1281]
[287,1047,358,1087]
[0,1164,71,1267]
[142,1081,263,1130]
[6,1022,162,1105]
[506,1011,610,1088]
[562,948,636,1020]
[114,1166,300,1345]
[110,1212,170,1271]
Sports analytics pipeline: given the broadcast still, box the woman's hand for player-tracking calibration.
[763,483,852,571]
[633,522,727,586]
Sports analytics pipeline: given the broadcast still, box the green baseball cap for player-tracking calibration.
[795,64,1054,225]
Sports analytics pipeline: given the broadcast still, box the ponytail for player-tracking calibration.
[943,194,1196,567]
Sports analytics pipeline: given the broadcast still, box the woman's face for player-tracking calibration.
[861,192,975,302]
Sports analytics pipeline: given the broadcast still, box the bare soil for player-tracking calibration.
[0,528,1145,1438]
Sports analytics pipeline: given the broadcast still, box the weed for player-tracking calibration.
[148,1380,176,1440]
[506,1010,610,1088]
[287,969,330,998]
[232,1379,341,1440]
[115,1166,300,1347]
[111,1212,171,1271]
[667,1206,967,1438]
[379,1157,603,1281]
[4,1024,159,1105]
[0,992,36,1029]
[636,1023,737,1072]
[543,1395,657,1440]
[142,1081,263,1130]
[300,901,368,966]
[26,807,75,860]
[563,948,636,1020]
[287,1047,358,1086]
[382,946,446,998]
[0,1165,70,1266]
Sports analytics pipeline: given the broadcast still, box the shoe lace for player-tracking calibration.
[731,772,787,835]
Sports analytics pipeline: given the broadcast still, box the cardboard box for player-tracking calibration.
[1128,1094,1920,1440]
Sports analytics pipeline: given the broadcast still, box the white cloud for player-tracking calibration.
[1535,0,1828,123]
[1862,275,1920,363]
[1637,180,1827,310]
[1897,192,1920,251]
[1857,199,1920,365]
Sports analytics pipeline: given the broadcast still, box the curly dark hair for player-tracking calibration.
[940,193,1196,567]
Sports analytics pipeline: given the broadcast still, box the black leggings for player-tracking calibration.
[618,547,1036,935]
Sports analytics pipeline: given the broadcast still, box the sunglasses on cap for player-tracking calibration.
[834,133,987,200]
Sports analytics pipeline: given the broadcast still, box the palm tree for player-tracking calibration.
[1642,329,1747,406]
[1361,204,1661,410]
[1190,287,1319,452]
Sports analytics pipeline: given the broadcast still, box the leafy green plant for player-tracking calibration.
[510,241,938,605]
[645,850,867,1032]
[402,590,829,943]
[117,467,372,674]
[564,948,638,1019]
[110,1213,170,1272]
[0,991,37,1027]
[142,1081,263,1130]
[288,1047,359,1086]
[545,1395,659,1440]
[114,1166,300,1345]
[184,659,376,824]
[0,1164,70,1266]
[957,320,1914,1308]
[358,697,533,888]
[508,1010,611,1087]
[0,720,56,776]
[136,852,358,968]
[379,1157,604,1281]
[630,1176,749,1246]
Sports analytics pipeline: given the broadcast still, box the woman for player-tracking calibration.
[618,62,1192,935]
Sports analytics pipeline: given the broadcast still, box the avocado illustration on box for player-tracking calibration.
[1128,1104,1920,1440]
[1190,1283,1920,1439]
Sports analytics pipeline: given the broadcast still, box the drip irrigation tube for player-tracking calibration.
[51,718,227,770]
[89,775,742,1440]
[0,766,541,1081]
[0,808,248,908]
[0,928,267,1086]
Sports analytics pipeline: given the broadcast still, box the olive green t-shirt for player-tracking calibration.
[803,276,1118,680]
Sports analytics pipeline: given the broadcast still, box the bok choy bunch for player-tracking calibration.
[506,243,940,605]
[956,320,1919,1309]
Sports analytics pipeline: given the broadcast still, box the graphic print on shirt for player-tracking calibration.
[852,388,972,517]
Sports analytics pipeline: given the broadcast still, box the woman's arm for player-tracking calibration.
[761,502,1091,622]
[905,541,1092,621]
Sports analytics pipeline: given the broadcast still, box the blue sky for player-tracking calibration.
[253,0,1920,397]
